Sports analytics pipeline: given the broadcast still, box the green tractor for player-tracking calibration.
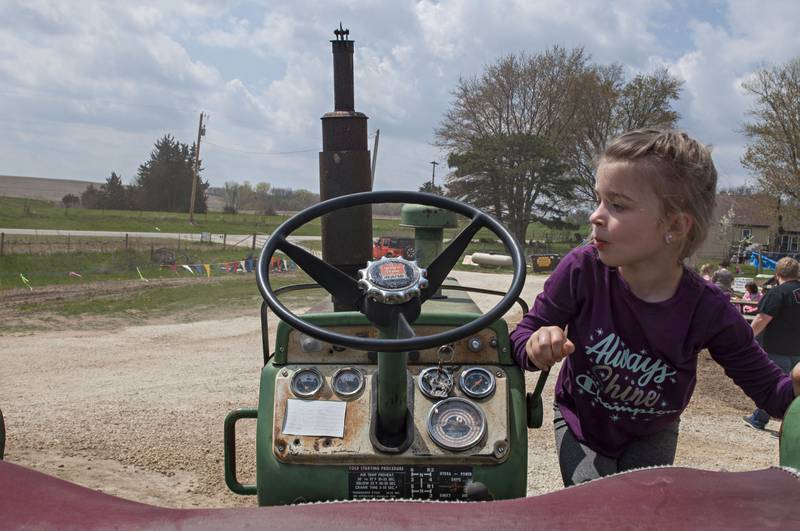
[224,190,546,505]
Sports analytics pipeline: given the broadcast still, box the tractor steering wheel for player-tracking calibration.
[256,191,525,352]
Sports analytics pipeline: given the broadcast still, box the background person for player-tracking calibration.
[743,257,800,431]
[511,129,800,487]
[712,259,735,297]
[742,281,762,315]
[699,263,715,282]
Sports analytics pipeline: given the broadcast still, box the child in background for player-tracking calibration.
[511,129,800,487]
[742,281,762,315]
[699,263,714,282]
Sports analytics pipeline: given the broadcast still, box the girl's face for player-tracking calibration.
[590,160,677,270]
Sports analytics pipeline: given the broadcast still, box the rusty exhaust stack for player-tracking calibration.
[319,24,373,311]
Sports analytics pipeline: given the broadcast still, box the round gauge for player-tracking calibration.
[290,367,324,398]
[427,397,487,451]
[418,367,454,399]
[458,367,496,399]
[332,367,365,398]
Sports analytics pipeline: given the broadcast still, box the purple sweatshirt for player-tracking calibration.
[510,245,794,458]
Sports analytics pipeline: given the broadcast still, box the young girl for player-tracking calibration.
[510,128,800,487]
[742,281,762,314]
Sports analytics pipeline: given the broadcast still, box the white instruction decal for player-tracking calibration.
[282,398,346,438]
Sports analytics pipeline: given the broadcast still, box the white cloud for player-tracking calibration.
[1,1,799,194]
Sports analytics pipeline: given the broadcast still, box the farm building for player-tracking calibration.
[696,193,800,261]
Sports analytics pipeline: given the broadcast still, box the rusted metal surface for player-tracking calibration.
[319,25,372,309]
[286,325,501,365]
[272,365,509,465]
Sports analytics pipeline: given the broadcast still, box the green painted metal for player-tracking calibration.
[400,204,457,298]
[779,397,800,469]
[253,312,525,506]
[400,204,457,230]
[224,408,258,495]
[272,311,516,365]
[375,326,409,443]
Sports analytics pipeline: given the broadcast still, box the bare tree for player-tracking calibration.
[741,57,800,201]
[566,66,682,202]
[436,48,683,239]
[436,47,591,234]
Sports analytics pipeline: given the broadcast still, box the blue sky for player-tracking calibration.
[1,1,798,193]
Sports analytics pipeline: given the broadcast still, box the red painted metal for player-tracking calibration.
[2,460,799,529]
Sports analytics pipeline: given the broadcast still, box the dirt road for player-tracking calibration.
[0,270,782,507]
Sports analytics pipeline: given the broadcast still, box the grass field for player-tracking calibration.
[0,196,584,243]
[0,195,587,291]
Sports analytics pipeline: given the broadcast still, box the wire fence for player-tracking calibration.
[0,231,270,256]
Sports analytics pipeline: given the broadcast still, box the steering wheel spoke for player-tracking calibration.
[275,237,363,310]
[421,214,487,302]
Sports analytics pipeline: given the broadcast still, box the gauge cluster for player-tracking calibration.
[289,366,366,400]
[274,363,508,464]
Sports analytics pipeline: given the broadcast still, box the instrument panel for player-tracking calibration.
[272,364,510,465]
[285,325,502,365]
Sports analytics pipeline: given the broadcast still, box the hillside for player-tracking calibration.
[0,175,225,210]
[0,175,102,203]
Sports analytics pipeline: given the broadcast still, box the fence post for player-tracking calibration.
[67,234,70,253]
[252,234,256,251]
[0,232,4,257]
[125,233,129,250]
[177,233,181,251]
[223,233,227,249]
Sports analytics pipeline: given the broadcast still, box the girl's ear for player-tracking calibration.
[667,212,693,240]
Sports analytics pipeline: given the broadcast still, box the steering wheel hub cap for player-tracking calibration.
[358,257,428,304]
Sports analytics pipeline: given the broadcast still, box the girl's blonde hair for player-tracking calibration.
[601,128,717,260]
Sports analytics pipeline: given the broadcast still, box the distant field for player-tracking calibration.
[0,175,102,202]
[0,174,225,210]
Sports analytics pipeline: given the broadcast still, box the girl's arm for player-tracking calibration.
[706,300,795,418]
[510,249,584,370]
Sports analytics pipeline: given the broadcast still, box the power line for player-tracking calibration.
[202,139,317,155]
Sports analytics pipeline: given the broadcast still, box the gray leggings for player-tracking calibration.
[554,406,679,487]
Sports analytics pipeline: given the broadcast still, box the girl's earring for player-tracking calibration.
[665,233,674,244]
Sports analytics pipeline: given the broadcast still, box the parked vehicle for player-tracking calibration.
[372,235,415,260]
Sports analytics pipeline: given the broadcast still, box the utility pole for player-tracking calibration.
[370,129,380,186]
[188,111,207,224]
[430,160,439,186]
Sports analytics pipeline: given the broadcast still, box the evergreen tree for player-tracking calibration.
[134,135,208,212]
[99,172,128,210]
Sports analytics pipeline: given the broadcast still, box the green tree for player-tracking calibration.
[436,47,682,218]
[223,181,240,214]
[98,172,128,210]
[447,134,572,243]
[741,57,800,201]
[418,182,445,195]
[62,193,80,215]
[134,135,208,212]
[80,184,100,209]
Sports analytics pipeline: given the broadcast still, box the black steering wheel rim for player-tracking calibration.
[256,190,526,352]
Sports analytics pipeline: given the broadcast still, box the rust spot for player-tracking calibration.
[274,438,288,458]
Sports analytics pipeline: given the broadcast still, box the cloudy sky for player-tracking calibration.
[1,0,798,193]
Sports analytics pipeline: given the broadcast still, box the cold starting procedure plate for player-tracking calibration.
[348,465,473,500]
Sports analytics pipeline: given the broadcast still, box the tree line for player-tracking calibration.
[75,135,209,213]
[217,181,319,215]
[69,135,320,215]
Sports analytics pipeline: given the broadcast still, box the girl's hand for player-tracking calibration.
[792,363,800,397]
[525,326,575,371]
